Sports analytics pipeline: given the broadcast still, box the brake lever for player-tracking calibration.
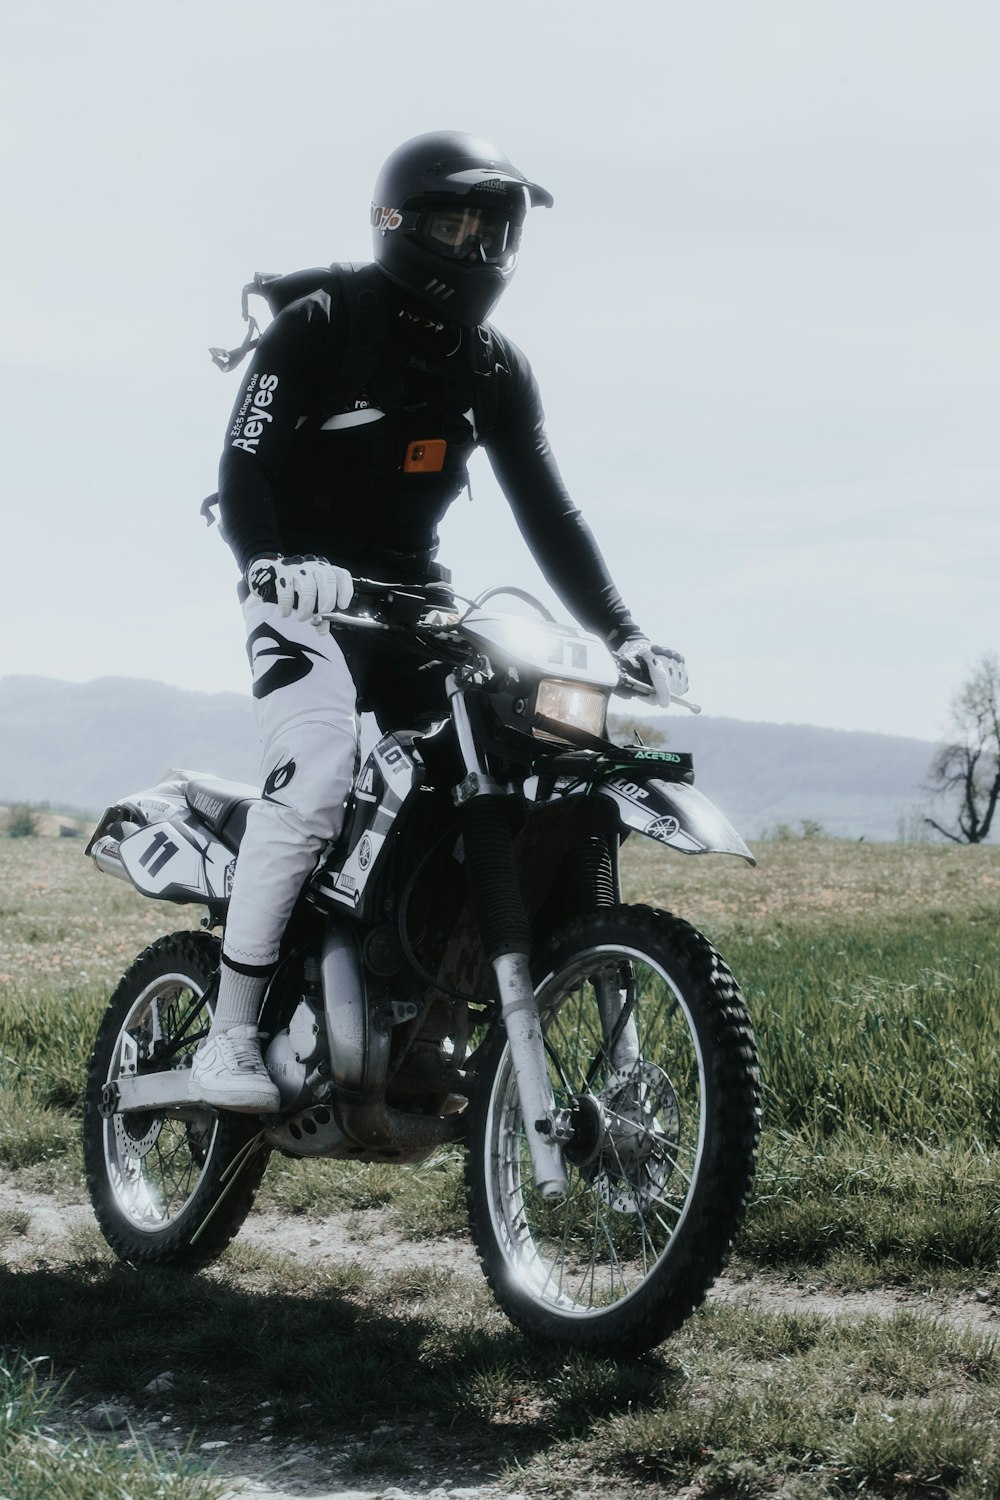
[616,670,702,714]
[317,610,391,631]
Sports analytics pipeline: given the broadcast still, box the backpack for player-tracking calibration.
[202,261,504,531]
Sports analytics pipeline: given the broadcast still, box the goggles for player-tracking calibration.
[419,204,518,265]
[374,203,522,268]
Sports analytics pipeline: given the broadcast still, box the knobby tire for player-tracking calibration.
[465,904,760,1357]
[82,931,270,1270]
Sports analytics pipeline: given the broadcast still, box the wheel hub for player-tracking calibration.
[563,1091,607,1174]
[593,1061,681,1214]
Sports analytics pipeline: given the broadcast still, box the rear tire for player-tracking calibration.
[82,932,270,1269]
[465,904,760,1356]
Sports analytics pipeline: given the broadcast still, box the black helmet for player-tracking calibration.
[371,130,553,326]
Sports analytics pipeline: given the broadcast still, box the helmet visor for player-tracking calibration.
[413,204,521,267]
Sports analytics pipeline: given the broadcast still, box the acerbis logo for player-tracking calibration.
[371,205,403,233]
[231,373,279,455]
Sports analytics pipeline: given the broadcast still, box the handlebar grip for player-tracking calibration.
[616,667,654,697]
[247,570,451,631]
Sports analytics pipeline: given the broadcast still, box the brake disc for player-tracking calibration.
[113,1110,163,1161]
[594,1061,681,1215]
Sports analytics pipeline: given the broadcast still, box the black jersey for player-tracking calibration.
[217,267,636,643]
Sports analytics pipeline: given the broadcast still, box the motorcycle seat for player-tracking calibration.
[184,776,260,849]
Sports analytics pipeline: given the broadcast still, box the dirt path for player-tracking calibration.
[3,1179,996,1333]
[2,1179,997,1500]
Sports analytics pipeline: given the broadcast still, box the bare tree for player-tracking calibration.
[925,653,1000,844]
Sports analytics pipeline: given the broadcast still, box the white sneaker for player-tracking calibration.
[190,1025,281,1112]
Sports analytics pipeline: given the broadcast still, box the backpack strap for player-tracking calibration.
[307,262,386,425]
[208,262,378,375]
[464,323,505,438]
[208,259,505,436]
[208,271,277,373]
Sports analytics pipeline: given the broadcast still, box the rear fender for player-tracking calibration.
[596,777,755,863]
[86,773,237,906]
[115,816,236,905]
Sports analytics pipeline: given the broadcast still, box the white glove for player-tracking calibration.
[616,634,689,709]
[246,555,354,634]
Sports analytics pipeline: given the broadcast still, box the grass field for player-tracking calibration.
[2,834,1000,1498]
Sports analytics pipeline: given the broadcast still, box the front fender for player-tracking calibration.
[596,776,755,864]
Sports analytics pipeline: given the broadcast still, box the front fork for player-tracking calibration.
[595,970,641,1075]
[491,952,568,1198]
[450,681,568,1199]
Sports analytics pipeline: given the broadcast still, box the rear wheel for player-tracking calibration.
[466,905,760,1356]
[82,932,269,1269]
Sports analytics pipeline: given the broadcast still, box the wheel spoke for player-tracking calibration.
[482,936,715,1322]
[101,970,218,1232]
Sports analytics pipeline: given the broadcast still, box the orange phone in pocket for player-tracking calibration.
[403,439,447,473]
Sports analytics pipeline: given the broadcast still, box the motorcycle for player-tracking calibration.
[82,581,760,1357]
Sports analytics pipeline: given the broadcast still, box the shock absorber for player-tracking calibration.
[449,680,568,1199]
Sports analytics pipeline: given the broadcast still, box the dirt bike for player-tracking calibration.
[82,580,760,1357]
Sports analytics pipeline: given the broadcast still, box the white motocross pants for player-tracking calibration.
[221,594,359,970]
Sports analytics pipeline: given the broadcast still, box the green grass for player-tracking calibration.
[3,1249,1000,1497]
[588,1304,1000,1498]
[255,1145,470,1238]
[730,916,1000,1141]
[622,841,1000,1289]
[3,836,1000,1495]
[2,838,1000,1282]
[0,1357,221,1500]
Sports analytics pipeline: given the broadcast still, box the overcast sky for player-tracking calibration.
[3,1,997,741]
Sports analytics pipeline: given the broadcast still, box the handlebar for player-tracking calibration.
[255,575,453,627]
[256,574,702,711]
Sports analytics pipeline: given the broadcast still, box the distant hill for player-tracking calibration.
[0,674,941,841]
[0,676,258,817]
[609,713,937,841]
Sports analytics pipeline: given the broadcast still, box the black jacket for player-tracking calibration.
[217,267,636,643]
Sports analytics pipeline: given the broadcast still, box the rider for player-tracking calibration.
[192,130,687,1110]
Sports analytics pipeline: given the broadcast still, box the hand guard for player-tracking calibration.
[616,634,689,709]
[246,555,355,634]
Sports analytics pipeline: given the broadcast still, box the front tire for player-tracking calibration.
[83,932,270,1269]
[466,905,760,1357]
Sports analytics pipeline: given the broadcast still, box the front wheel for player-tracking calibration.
[83,931,270,1269]
[466,905,760,1357]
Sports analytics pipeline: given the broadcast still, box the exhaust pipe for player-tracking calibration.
[89,835,133,882]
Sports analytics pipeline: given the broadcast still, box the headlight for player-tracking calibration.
[533,678,609,742]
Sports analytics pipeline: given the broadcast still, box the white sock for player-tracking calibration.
[211,956,272,1035]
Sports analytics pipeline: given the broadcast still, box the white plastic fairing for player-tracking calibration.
[460,610,618,688]
[598,778,755,864]
[311,733,421,915]
[118,820,236,902]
